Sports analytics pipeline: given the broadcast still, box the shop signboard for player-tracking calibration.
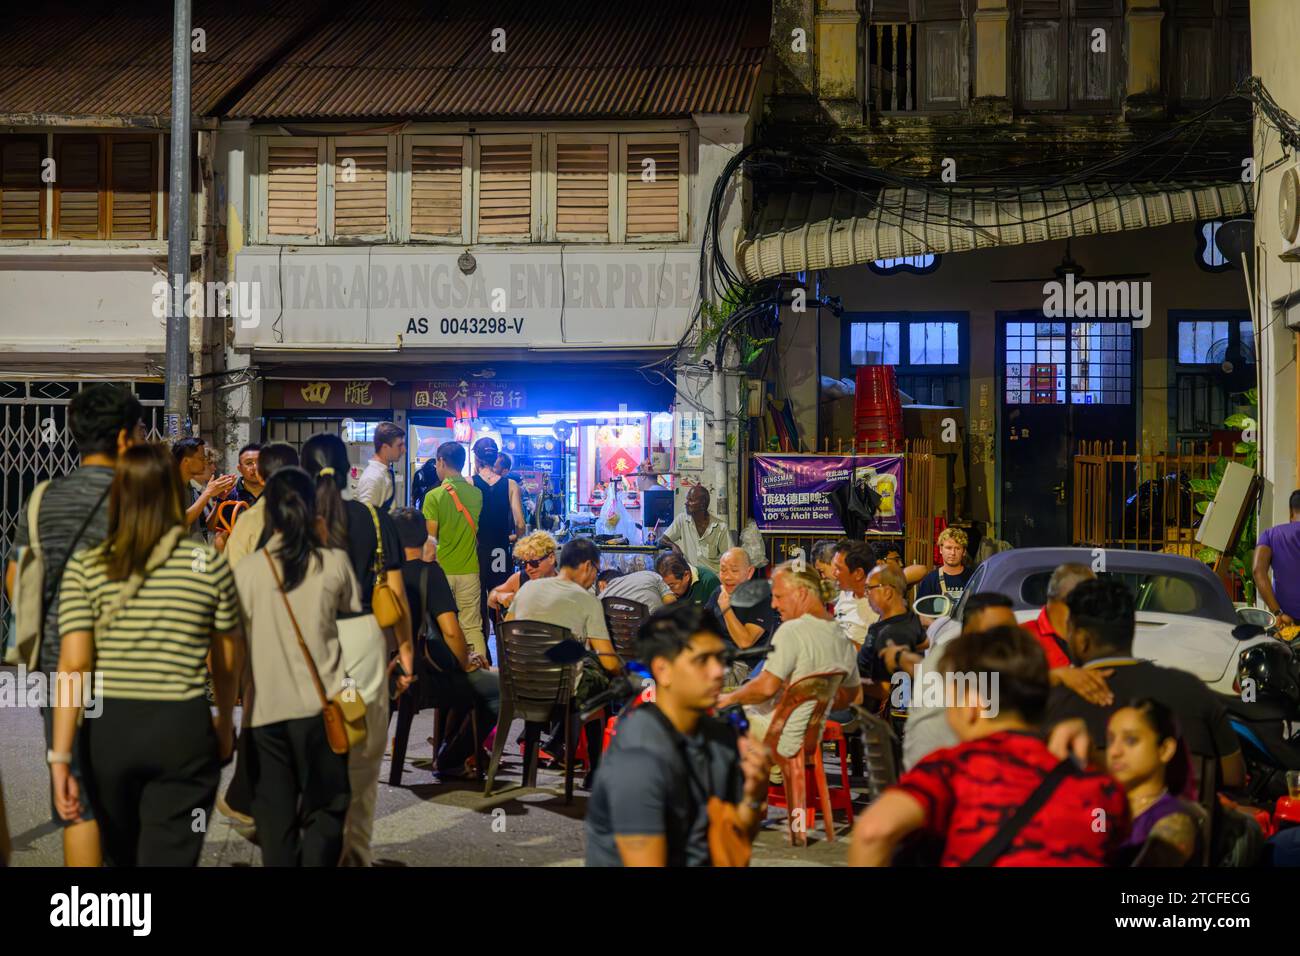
[279,379,392,410]
[233,247,699,350]
[411,380,527,414]
[750,454,904,535]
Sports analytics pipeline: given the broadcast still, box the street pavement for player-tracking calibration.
[1,673,849,867]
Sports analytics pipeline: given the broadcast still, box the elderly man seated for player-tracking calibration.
[717,564,862,772]
[706,547,777,689]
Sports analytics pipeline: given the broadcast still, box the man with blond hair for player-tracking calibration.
[717,564,862,761]
[916,527,972,603]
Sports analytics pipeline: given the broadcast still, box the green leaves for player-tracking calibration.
[1188,478,1217,496]
[1224,413,1254,430]
[1196,547,1220,564]
[1195,500,1210,515]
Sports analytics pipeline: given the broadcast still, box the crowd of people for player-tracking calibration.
[2,382,1293,870]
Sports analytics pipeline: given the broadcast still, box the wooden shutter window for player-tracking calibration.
[410,142,462,237]
[477,141,532,237]
[108,139,155,239]
[55,136,102,240]
[625,141,680,239]
[333,142,387,237]
[267,143,319,237]
[0,137,44,239]
[555,141,609,235]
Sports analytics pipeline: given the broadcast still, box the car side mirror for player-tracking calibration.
[1236,606,1276,631]
[913,594,953,618]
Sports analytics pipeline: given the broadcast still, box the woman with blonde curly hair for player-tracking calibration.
[487,530,558,613]
[915,527,972,604]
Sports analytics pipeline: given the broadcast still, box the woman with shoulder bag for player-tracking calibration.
[51,443,243,866]
[300,434,413,866]
[233,467,360,866]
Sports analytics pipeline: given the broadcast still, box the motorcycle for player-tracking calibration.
[1223,625,1300,809]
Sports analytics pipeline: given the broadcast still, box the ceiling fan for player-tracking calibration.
[992,239,1151,283]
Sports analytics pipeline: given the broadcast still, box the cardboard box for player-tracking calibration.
[902,405,966,454]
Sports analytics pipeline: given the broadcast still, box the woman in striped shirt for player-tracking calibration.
[51,443,243,867]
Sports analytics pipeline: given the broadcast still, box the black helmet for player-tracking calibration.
[1237,641,1300,711]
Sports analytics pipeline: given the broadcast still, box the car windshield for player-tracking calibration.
[1019,569,1214,617]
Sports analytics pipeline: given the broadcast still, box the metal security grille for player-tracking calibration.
[0,380,164,644]
[264,416,344,453]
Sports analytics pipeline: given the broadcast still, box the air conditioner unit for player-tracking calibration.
[1278,162,1300,261]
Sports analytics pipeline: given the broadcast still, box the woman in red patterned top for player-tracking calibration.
[848,625,1129,866]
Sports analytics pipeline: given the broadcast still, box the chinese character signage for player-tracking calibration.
[751,454,904,535]
[281,380,391,410]
[411,381,526,415]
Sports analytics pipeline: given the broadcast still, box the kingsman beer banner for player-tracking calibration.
[750,455,904,535]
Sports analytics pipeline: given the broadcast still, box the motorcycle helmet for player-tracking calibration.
[1236,641,1300,711]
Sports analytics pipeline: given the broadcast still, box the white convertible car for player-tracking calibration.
[922,547,1275,695]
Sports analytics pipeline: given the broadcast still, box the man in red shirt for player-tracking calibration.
[848,625,1129,866]
[1025,562,1113,707]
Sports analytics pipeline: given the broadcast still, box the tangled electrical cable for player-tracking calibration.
[637,75,1300,443]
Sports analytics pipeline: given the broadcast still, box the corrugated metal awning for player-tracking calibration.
[735,182,1255,282]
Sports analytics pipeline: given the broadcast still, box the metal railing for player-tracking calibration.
[1072,439,1243,553]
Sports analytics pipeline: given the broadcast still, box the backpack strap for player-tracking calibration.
[45,482,111,608]
[443,481,477,535]
[363,502,385,587]
[962,757,1081,867]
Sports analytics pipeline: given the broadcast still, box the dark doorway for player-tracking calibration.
[998,313,1139,547]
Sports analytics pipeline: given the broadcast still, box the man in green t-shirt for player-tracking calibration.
[655,551,720,606]
[423,441,486,656]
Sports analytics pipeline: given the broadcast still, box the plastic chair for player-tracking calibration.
[388,650,481,787]
[486,619,576,800]
[760,670,846,846]
[486,620,608,804]
[602,596,649,664]
[849,704,901,802]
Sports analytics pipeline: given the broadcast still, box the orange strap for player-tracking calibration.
[443,481,477,535]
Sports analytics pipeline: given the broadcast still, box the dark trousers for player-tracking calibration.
[82,696,219,867]
[247,715,351,867]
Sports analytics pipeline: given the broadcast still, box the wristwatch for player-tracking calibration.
[46,750,72,766]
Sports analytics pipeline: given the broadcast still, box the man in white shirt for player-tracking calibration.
[831,539,878,648]
[717,564,862,760]
[354,422,405,512]
[661,485,730,576]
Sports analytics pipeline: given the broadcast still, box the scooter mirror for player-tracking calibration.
[913,593,954,618]
[731,579,772,611]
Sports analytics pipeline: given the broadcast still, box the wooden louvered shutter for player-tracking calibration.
[410,139,464,239]
[108,138,155,239]
[266,141,320,238]
[55,135,103,239]
[554,139,610,237]
[477,139,533,239]
[332,140,388,238]
[0,136,44,239]
[624,138,682,240]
